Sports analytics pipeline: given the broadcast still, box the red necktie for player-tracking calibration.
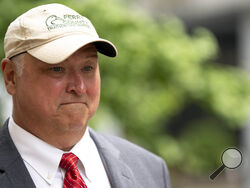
[59,152,88,188]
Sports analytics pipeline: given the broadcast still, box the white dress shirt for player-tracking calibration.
[8,117,111,188]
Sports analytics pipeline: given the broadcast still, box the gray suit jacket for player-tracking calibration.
[0,120,171,187]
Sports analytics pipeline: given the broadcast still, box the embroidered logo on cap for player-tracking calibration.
[45,14,90,31]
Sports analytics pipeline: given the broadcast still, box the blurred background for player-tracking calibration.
[1,0,250,187]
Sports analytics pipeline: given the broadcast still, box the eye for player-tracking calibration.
[49,67,64,72]
[82,66,94,72]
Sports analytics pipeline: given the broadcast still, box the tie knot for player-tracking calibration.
[60,152,79,171]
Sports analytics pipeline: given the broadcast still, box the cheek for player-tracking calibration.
[42,79,66,103]
[86,76,100,112]
[30,79,65,110]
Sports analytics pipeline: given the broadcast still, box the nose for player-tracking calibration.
[66,72,86,96]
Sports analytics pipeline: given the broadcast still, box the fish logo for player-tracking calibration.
[45,15,90,31]
[46,15,65,30]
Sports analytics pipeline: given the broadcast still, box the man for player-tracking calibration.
[0,3,171,188]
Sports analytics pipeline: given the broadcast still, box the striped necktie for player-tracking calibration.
[59,152,88,188]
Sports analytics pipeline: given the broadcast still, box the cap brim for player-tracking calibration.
[28,34,117,64]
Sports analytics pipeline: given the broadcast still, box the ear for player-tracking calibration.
[1,58,17,95]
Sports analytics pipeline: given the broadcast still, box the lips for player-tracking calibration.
[60,102,87,106]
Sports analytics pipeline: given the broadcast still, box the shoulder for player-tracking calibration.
[90,128,160,159]
[89,128,170,178]
[104,132,162,161]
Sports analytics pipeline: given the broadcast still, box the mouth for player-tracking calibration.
[60,102,88,106]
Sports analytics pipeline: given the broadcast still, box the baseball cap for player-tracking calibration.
[4,3,117,64]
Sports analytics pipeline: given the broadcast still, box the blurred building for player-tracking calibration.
[130,0,250,187]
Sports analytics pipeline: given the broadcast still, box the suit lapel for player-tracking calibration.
[0,120,36,188]
[0,121,137,187]
[89,129,137,188]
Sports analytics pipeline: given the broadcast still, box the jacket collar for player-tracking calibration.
[0,119,36,187]
[0,119,136,188]
[89,128,137,188]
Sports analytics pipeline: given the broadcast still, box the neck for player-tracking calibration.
[12,114,87,151]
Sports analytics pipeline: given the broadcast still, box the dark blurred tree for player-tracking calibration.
[0,0,250,175]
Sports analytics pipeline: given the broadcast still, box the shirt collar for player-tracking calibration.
[8,116,91,184]
[70,126,94,181]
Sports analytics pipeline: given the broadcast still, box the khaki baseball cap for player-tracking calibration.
[4,3,117,64]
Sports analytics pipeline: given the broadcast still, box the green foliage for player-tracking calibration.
[179,119,235,174]
[72,0,250,174]
[0,0,249,175]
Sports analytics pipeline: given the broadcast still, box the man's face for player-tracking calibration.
[11,44,100,144]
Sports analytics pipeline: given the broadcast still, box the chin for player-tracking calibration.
[66,118,88,130]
